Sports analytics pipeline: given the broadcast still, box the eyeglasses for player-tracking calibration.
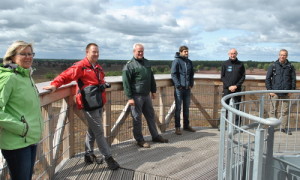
[16,53,35,57]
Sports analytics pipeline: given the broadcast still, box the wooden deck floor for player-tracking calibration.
[54,128,220,180]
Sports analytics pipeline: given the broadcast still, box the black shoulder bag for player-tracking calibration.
[78,67,103,111]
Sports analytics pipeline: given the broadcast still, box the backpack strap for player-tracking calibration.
[77,66,87,91]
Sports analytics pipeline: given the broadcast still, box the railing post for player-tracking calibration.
[259,95,265,118]
[41,104,54,179]
[218,108,226,180]
[253,128,265,180]
[264,126,275,180]
[159,87,166,132]
[103,91,112,144]
[228,98,234,133]
[213,85,220,127]
[65,94,75,159]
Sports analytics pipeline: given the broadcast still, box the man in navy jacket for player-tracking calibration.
[265,49,296,135]
[171,46,195,135]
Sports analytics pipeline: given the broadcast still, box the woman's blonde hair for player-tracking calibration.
[3,41,33,65]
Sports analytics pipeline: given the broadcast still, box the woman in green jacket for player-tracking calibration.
[0,41,43,180]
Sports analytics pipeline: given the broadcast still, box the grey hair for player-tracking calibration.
[3,41,33,65]
[279,49,288,56]
[133,43,144,50]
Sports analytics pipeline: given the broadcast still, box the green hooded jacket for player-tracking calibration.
[122,57,156,99]
[0,64,43,150]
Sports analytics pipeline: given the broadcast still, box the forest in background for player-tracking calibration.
[1,58,300,83]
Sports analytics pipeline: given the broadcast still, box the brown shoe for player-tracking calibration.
[152,136,169,143]
[183,126,196,132]
[175,128,182,135]
[137,141,151,148]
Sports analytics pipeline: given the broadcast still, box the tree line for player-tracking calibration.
[1,59,299,80]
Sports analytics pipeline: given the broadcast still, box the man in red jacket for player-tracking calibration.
[43,43,120,170]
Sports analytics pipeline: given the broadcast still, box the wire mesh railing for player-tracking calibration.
[218,90,300,180]
[0,75,225,179]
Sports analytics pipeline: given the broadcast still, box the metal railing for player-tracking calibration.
[218,90,300,180]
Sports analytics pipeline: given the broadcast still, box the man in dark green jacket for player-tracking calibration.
[122,43,168,148]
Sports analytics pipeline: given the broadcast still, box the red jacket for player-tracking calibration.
[51,57,107,109]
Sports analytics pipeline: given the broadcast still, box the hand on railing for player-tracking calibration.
[43,85,57,93]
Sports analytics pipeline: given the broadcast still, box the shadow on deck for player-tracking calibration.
[54,128,220,180]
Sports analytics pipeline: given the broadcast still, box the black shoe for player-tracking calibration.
[84,154,103,164]
[183,126,196,132]
[105,156,120,170]
[281,128,292,135]
[137,141,151,148]
[152,136,168,143]
[175,128,182,135]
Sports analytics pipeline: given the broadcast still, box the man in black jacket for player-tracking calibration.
[265,49,296,135]
[221,48,245,125]
[171,46,195,135]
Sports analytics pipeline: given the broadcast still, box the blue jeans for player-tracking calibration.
[174,88,191,128]
[83,108,112,158]
[130,94,159,142]
[1,145,37,180]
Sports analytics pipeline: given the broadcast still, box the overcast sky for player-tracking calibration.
[1,0,300,61]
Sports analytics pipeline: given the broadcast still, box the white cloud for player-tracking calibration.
[0,0,300,61]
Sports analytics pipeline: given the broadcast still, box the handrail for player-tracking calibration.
[218,89,300,180]
[220,90,300,127]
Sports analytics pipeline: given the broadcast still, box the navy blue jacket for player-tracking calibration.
[171,52,194,89]
[265,59,296,96]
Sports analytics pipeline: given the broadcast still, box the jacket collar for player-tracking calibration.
[0,63,31,77]
[82,57,102,70]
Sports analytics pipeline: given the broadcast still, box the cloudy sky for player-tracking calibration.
[1,0,300,61]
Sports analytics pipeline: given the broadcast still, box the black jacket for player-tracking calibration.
[265,59,296,96]
[171,52,194,89]
[221,58,245,92]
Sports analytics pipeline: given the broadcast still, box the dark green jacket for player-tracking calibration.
[122,57,156,99]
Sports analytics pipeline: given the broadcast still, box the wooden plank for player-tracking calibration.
[109,103,131,144]
[40,87,74,106]
[133,171,144,180]
[110,168,125,179]
[164,101,175,125]
[64,158,86,180]
[53,157,81,179]
[53,99,68,161]
[75,163,97,180]
[121,168,135,179]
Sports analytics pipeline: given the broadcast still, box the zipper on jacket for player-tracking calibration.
[21,115,28,143]
[185,62,187,88]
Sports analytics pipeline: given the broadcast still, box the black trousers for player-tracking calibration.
[223,89,242,125]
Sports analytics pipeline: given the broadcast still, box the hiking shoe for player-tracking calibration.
[137,141,151,148]
[152,136,168,143]
[183,126,196,132]
[84,154,103,164]
[281,128,292,135]
[175,128,182,135]
[105,156,120,170]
